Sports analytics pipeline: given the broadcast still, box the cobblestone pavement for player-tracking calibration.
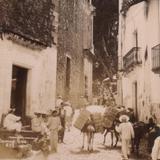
[28,126,148,160]
[0,110,150,160]
[29,110,149,160]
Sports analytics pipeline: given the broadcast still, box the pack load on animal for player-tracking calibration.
[74,110,91,130]
[103,107,119,128]
[74,108,104,133]
[92,113,103,133]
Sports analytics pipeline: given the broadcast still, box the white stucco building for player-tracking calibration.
[0,1,58,124]
[118,0,160,122]
[0,39,57,120]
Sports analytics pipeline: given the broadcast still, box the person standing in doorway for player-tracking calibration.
[116,115,135,160]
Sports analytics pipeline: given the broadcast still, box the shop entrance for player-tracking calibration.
[11,65,28,119]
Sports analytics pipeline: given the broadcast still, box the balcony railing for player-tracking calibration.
[152,44,160,71]
[121,0,146,16]
[123,47,141,70]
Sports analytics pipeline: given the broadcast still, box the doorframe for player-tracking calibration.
[11,62,32,116]
[132,81,138,121]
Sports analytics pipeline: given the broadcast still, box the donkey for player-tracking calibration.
[81,115,96,152]
[131,121,148,156]
[103,119,120,147]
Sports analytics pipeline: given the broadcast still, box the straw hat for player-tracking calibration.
[156,124,160,128]
[119,115,129,122]
[58,95,62,99]
[63,101,71,106]
[8,108,16,113]
[34,110,48,115]
[51,110,58,116]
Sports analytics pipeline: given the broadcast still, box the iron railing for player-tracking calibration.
[123,47,141,70]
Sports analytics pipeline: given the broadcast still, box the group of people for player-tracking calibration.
[1,96,74,154]
[31,96,74,153]
[3,100,160,159]
[113,105,160,160]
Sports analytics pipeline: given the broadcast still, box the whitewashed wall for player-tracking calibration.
[119,0,160,122]
[0,37,57,118]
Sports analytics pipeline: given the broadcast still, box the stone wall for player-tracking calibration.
[56,0,85,108]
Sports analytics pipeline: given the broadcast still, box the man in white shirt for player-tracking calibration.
[3,108,22,132]
[151,125,160,160]
[56,96,63,108]
[116,115,135,160]
[151,136,160,160]
[64,101,73,131]
[31,111,42,132]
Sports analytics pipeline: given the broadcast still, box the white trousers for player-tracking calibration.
[121,139,131,159]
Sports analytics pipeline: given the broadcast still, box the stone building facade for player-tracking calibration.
[118,0,160,122]
[0,0,57,122]
[56,0,94,107]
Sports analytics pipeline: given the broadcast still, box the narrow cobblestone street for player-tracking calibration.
[23,111,148,160]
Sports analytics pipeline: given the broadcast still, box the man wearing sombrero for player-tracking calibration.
[116,114,135,160]
[31,111,43,133]
[48,109,61,153]
[151,124,160,160]
[3,107,22,132]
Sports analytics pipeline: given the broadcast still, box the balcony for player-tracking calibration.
[121,0,146,16]
[152,44,160,71]
[123,47,141,70]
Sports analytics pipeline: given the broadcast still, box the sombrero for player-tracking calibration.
[51,109,58,114]
[119,115,129,122]
[58,95,62,99]
[127,108,134,111]
[8,108,16,113]
[63,101,71,106]
[156,124,160,128]
[34,110,48,115]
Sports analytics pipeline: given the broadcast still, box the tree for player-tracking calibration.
[92,0,118,81]
[92,0,118,103]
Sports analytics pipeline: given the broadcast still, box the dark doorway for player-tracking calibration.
[65,57,71,97]
[132,81,138,121]
[11,65,28,119]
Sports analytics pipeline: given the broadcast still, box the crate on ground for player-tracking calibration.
[74,110,90,130]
